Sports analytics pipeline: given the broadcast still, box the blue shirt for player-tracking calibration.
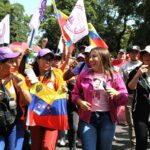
[72,62,89,75]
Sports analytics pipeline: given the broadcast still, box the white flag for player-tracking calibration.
[57,35,63,54]
[63,0,88,43]
[0,14,10,44]
[29,0,47,30]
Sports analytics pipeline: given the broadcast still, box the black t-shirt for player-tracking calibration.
[127,67,150,122]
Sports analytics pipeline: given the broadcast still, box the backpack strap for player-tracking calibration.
[3,75,14,87]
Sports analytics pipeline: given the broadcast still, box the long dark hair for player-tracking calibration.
[90,47,115,81]
[33,57,52,80]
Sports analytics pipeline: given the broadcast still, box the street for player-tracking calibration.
[56,125,150,150]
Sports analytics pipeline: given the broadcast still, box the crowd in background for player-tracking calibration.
[0,37,150,150]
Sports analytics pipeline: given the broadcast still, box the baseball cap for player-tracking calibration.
[118,49,126,53]
[131,45,141,51]
[140,45,150,54]
[0,47,21,61]
[83,46,96,54]
[77,53,85,59]
[37,48,54,58]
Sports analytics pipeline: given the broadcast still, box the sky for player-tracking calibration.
[10,0,52,15]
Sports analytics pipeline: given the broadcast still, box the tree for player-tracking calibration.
[0,1,30,43]
[40,0,150,53]
[133,0,150,48]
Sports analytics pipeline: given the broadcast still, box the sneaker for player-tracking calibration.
[113,135,117,141]
[59,139,66,146]
[76,139,82,148]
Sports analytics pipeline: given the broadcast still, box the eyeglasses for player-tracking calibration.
[41,57,52,62]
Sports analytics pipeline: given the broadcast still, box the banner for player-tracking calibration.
[29,0,47,30]
[63,0,88,43]
[88,23,108,49]
[0,14,10,44]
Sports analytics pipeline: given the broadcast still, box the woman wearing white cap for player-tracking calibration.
[127,45,150,150]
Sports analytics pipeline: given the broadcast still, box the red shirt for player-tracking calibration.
[112,59,127,68]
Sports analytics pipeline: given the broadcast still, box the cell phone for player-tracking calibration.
[103,81,107,91]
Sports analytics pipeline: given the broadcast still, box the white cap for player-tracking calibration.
[140,45,150,54]
[83,46,96,54]
[77,53,85,59]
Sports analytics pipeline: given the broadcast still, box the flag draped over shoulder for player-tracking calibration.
[63,0,88,43]
[0,14,10,44]
[88,23,108,49]
[27,82,68,130]
[29,0,47,30]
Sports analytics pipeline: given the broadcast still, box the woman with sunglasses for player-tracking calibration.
[29,48,67,150]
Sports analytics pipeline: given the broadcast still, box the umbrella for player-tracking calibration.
[10,42,41,53]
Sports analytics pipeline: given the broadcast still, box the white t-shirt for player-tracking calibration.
[121,60,142,81]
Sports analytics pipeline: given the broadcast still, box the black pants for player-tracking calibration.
[133,120,150,150]
[67,100,79,150]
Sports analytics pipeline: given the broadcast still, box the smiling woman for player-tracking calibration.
[72,47,128,150]
[27,48,68,150]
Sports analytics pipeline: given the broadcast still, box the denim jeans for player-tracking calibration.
[0,125,17,150]
[79,112,116,150]
[15,120,25,150]
[0,121,25,150]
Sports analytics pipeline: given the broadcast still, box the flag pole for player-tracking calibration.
[25,29,35,66]
[29,29,35,48]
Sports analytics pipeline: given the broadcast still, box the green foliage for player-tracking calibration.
[1,0,150,53]
[0,1,30,43]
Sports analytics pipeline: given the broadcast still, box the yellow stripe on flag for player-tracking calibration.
[59,10,68,20]
[30,82,67,105]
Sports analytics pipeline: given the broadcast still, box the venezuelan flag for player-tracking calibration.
[26,82,68,130]
[88,23,108,49]
[52,0,71,45]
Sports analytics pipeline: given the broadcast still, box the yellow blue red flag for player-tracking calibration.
[26,82,68,130]
[52,0,71,46]
[88,23,108,49]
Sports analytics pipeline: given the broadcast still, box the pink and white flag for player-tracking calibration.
[63,0,88,43]
[0,14,10,44]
